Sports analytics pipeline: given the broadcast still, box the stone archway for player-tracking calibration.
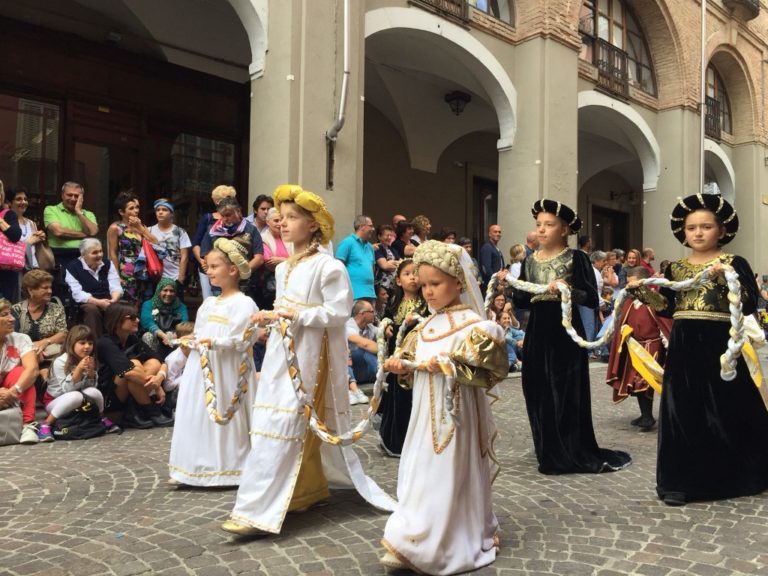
[707,46,757,144]
[704,139,736,203]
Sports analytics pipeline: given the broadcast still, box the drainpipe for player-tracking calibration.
[699,0,707,194]
[326,0,350,190]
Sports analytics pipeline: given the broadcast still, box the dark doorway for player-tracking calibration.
[473,177,498,251]
[592,205,629,251]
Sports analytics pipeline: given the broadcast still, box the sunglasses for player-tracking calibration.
[123,314,139,321]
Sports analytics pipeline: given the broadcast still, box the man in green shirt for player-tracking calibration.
[44,181,99,267]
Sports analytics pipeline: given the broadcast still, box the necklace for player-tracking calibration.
[534,246,569,262]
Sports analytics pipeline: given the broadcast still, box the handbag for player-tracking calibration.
[142,238,164,284]
[0,210,27,271]
[0,404,22,446]
[52,392,106,440]
[35,241,55,271]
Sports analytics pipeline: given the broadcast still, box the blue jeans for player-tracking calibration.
[577,304,596,342]
[351,348,378,384]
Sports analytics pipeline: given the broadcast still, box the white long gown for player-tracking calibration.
[382,305,507,575]
[229,252,395,533]
[168,292,258,486]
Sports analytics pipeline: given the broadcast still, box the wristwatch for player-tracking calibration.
[12,384,23,396]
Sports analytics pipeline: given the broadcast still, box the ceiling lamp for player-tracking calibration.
[445,90,471,116]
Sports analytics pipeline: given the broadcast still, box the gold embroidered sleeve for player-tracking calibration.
[450,327,508,388]
[628,285,667,312]
[395,328,418,389]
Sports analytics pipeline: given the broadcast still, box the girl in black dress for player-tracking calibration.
[654,193,768,505]
[512,199,631,474]
[379,259,427,457]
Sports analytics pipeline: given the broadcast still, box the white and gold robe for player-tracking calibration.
[229,252,395,533]
[168,292,259,486]
[382,305,507,575]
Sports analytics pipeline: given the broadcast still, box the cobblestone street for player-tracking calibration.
[3,354,768,576]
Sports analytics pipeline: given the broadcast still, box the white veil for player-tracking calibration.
[456,245,486,317]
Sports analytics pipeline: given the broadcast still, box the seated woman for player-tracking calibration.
[140,279,189,358]
[96,302,173,429]
[0,298,40,444]
[12,270,67,384]
[64,238,123,338]
[498,310,524,372]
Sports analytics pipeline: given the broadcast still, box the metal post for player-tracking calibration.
[700,0,707,193]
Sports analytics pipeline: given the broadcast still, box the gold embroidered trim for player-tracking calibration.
[168,465,241,477]
[420,318,480,342]
[429,373,456,454]
[252,403,303,414]
[531,293,561,303]
[278,295,322,308]
[533,246,569,263]
[250,429,304,442]
[207,314,230,324]
[673,311,730,322]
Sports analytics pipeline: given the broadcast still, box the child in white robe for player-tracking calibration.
[382,240,508,575]
[168,237,258,487]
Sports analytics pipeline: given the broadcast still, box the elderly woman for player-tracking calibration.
[140,279,189,357]
[12,270,67,380]
[0,298,40,444]
[191,184,237,299]
[199,197,263,296]
[64,238,123,338]
[253,206,292,309]
[96,302,172,429]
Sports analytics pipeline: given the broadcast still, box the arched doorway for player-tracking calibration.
[577,90,660,251]
[363,6,516,245]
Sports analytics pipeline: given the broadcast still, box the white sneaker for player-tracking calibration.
[348,390,359,406]
[354,389,369,405]
[20,423,39,445]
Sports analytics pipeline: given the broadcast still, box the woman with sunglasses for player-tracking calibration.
[96,302,173,429]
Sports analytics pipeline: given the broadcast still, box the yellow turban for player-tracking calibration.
[273,184,335,245]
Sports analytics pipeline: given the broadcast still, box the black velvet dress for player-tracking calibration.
[379,298,428,457]
[657,254,768,503]
[514,249,632,474]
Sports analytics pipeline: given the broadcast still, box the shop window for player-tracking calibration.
[0,94,60,223]
[148,133,236,231]
[706,65,732,139]
[579,0,656,96]
[469,0,514,24]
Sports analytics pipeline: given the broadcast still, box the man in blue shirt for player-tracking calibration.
[336,215,376,301]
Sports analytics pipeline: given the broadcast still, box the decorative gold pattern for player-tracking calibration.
[428,373,457,454]
[527,249,574,303]
[669,254,736,315]
[168,464,241,477]
[250,429,304,442]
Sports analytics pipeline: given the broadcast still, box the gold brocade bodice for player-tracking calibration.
[393,298,423,326]
[526,249,573,302]
[669,254,734,320]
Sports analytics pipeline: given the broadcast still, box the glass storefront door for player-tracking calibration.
[73,141,136,244]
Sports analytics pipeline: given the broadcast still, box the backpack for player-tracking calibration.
[52,392,106,440]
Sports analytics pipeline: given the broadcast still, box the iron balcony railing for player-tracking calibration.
[722,0,760,21]
[705,96,722,141]
[595,38,629,99]
[409,0,469,24]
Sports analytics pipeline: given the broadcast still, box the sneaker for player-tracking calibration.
[37,423,54,443]
[20,422,39,444]
[354,389,369,405]
[348,390,359,406]
[102,417,123,435]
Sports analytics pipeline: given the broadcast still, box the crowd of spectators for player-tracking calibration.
[3,176,767,445]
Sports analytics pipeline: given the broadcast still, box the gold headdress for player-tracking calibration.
[213,237,251,280]
[413,240,467,289]
[273,184,335,245]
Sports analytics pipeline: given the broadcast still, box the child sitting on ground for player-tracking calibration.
[162,321,194,415]
[38,325,122,441]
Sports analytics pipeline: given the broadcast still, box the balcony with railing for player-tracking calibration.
[408,0,469,25]
[705,96,722,141]
[595,38,629,99]
[722,0,760,21]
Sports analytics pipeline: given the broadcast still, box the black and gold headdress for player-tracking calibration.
[531,198,582,234]
[669,193,738,246]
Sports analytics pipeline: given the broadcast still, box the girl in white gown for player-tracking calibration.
[222,185,394,536]
[168,237,258,486]
[382,240,508,575]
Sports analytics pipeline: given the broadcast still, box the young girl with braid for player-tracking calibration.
[168,236,259,487]
[223,185,393,536]
[653,193,768,505]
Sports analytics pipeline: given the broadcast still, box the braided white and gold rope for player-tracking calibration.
[171,326,256,425]
[487,264,747,382]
